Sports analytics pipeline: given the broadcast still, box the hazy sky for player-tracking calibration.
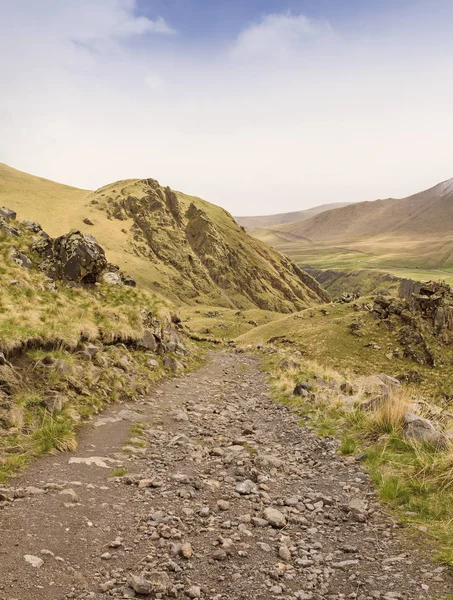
[1,0,453,215]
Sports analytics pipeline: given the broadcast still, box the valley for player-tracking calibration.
[0,164,453,599]
[248,177,453,290]
[3,2,453,598]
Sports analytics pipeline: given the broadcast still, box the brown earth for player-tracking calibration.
[0,352,451,600]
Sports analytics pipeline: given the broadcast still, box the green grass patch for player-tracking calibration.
[109,467,128,478]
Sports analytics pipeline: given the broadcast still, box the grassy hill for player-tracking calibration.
[0,163,328,311]
[235,202,351,230]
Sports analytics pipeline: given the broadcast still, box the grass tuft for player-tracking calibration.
[32,417,77,453]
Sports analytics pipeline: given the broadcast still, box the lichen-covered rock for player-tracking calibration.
[11,252,33,269]
[0,207,16,222]
[22,221,43,233]
[35,230,108,283]
[0,218,20,237]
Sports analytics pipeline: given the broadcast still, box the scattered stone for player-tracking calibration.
[235,479,257,495]
[180,542,193,559]
[263,507,286,528]
[24,555,44,568]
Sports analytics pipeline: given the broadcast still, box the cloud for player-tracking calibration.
[230,12,333,60]
[0,1,175,49]
[1,3,453,216]
[113,15,176,37]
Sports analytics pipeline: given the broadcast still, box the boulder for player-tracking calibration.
[36,230,108,283]
[162,357,184,372]
[44,393,64,414]
[355,374,401,398]
[121,274,137,287]
[0,218,20,237]
[403,412,448,449]
[137,330,158,352]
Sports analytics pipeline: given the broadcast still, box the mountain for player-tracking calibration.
[276,177,453,241]
[250,177,453,272]
[0,163,328,311]
[234,202,351,230]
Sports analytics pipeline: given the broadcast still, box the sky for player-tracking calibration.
[1,0,453,216]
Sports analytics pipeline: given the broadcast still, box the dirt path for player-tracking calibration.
[0,352,451,600]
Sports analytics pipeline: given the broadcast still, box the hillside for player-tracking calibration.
[250,176,453,275]
[0,163,328,311]
[277,177,453,241]
[234,202,351,230]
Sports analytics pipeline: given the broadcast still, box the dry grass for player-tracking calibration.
[263,348,453,565]
[0,226,162,353]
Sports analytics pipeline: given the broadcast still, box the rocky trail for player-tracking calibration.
[0,352,451,600]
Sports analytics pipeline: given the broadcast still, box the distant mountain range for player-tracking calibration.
[249,177,453,272]
[234,202,352,230]
[275,178,453,240]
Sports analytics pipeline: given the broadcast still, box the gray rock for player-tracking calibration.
[11,252,33,269]
[163,357,184,372]
[128,573,152,595]
[236,479,257,495]
[34,229,108,284]
[186,585,201,599]
[404,413,448,449]
[137,329,158,351]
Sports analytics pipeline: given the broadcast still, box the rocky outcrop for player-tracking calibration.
[89,178,329,311]
[0,206,20,237]
[372,281,453,366]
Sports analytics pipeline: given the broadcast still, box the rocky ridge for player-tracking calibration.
[88,178,329,311]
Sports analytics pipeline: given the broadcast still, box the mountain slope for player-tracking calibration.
[250,177,453,272]
[0,163,328,310]
[235,202,351,230]
[276,177,453,241]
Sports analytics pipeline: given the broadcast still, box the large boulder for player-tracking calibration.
[35,230,107,283]
[354,373,401,399]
